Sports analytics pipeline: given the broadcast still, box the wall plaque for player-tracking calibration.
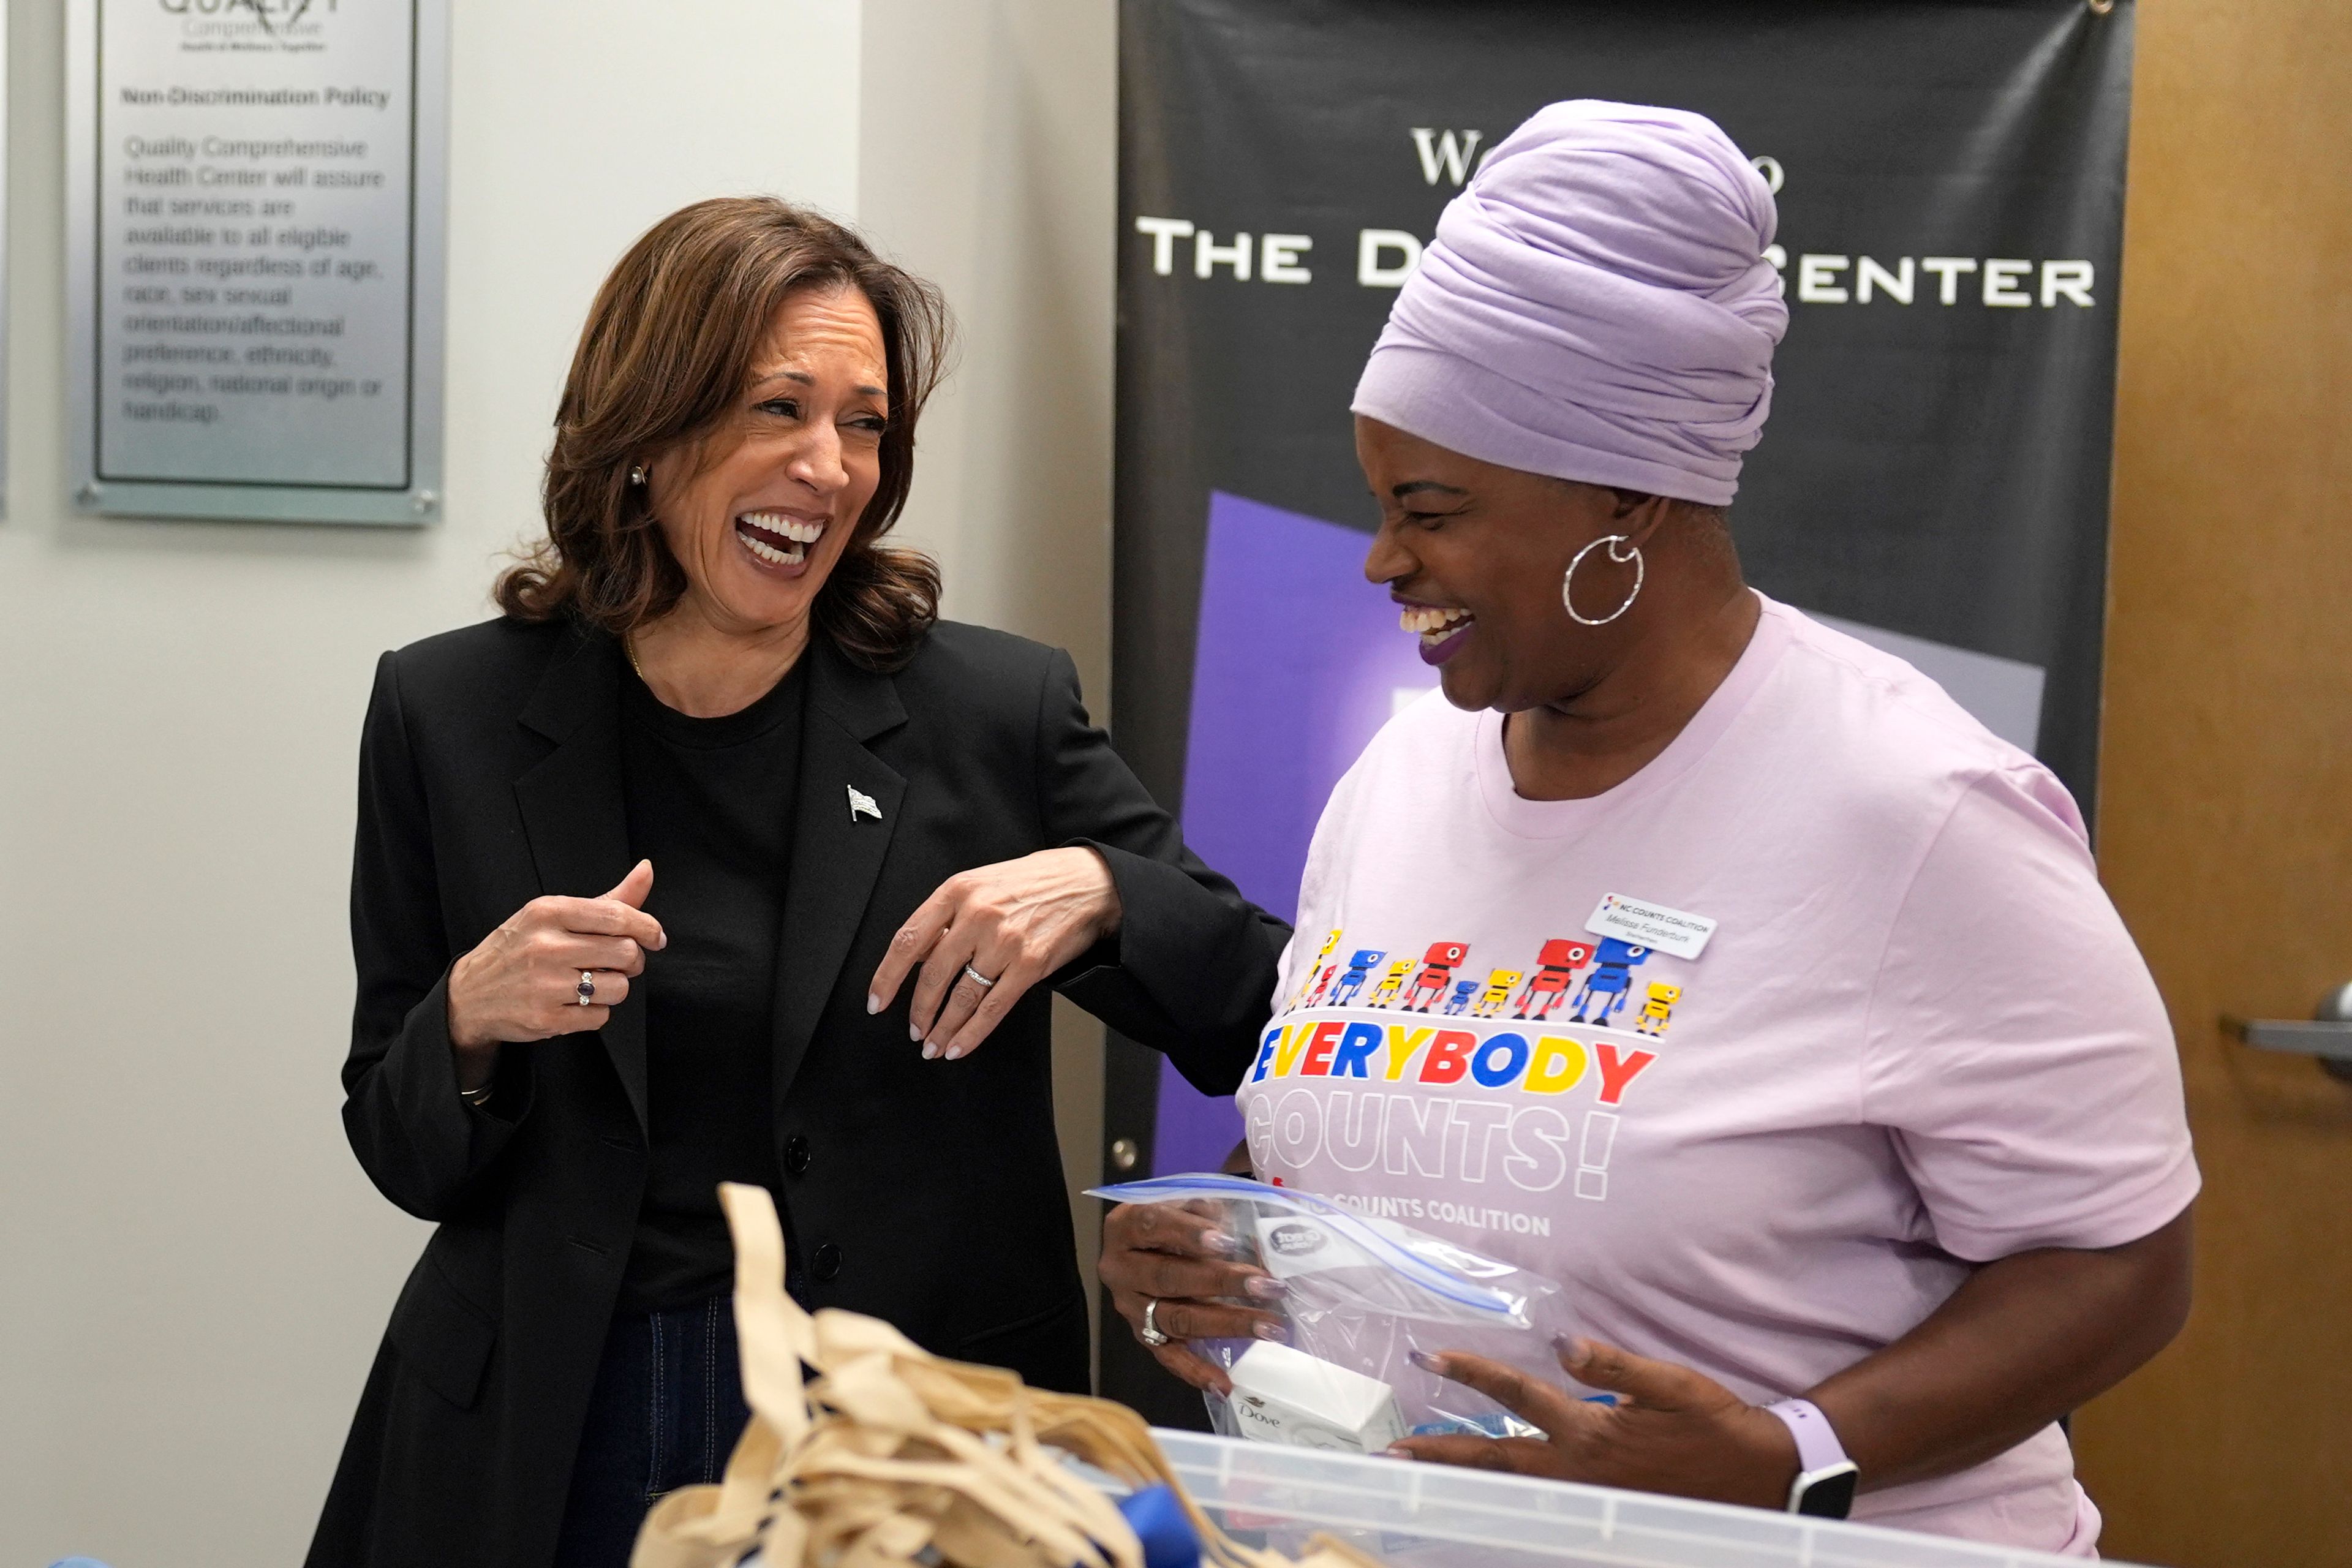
[67,0,448,526]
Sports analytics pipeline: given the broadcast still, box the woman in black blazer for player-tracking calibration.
[309,198,1286,1568]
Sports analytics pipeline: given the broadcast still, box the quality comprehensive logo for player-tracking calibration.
[159,0,334,24]
[157,0,339,42]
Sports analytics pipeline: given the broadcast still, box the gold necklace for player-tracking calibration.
[623,633,646,680]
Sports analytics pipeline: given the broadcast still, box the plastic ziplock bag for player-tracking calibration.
[1091,1175,1584,1449]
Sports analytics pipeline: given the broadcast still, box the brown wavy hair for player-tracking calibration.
[497,197,952,671]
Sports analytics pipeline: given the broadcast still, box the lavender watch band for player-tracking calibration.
[1763,1398,1849,1474]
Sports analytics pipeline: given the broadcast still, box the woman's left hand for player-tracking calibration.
[867,847,1123,1060]
[1391,1337,1798,1510]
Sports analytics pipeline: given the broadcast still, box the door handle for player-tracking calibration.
[2223,980,2352,1083]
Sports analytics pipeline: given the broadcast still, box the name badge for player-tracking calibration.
[1586,893,1717,960]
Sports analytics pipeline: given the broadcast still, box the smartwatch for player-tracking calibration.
[1762,1398,1858,1520]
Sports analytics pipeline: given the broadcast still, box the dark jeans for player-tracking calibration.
[552,1297,752,1568]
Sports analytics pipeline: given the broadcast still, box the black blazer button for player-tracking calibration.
[812,1242,843,1281]
[784,1134,811,1176]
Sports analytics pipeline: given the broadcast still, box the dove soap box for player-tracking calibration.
[1224,1341,1408,1453]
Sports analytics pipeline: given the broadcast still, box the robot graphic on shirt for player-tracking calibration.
[1635,981,1681,1036]
[1287,930,1343,1011]
[1569,938,1653,1026]
[1302,963,1341,1009]
[1328,951,1385,1008]
[1512,939,1596,1020]
[1402,941,1470,1011]
[1471,969,1523,1018]
[1368,959,1414,1008]
[1441,979,1480,1016]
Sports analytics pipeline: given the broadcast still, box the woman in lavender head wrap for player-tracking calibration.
[1354,99,1786,509]
[1102,102,2195,1554]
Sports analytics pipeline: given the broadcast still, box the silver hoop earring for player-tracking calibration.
[628,465,648,486]
[1562,533,1645,627]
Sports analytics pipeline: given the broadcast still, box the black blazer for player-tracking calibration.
[308,616,1286,1568]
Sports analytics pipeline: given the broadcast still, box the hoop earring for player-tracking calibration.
[628,465,648,486]
[1562,533,1644,627]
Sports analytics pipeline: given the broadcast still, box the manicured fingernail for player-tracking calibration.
[1408,1349,1443,1373]
[1550,1333,1586,1364]
[1245,1276,1287,1300]
[1199,1229,1240,1256]
[922,1042,939,1060]
[946,1046,968,1061]
[1252,1321,1286,1342]
[1384,1445,1415,1460]
[910,1023,923,1042]
[867,993,882,1015]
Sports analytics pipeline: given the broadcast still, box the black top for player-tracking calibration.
[320,618,1291,1568]
[616,660,807,1313]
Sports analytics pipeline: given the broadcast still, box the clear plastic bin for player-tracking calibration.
[1149,1429,2156,1568]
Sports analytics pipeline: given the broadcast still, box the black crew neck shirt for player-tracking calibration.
[614,658,807,1314]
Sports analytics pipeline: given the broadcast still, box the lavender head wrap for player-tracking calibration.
[1352,100,1787,506]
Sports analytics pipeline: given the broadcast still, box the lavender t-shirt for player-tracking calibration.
[1238,597,2196,1553]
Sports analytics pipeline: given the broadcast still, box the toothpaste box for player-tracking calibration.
[1225,1340,1408,1454]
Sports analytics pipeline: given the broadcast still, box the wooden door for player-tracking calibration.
[2071,2,2352,1563]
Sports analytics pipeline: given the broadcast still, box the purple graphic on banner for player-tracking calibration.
[1152,491,1439,1176]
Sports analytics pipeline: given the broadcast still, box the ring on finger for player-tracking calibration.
[1139,1298,1170,1348]
[576,970,596,1006]
[960,963,998,990]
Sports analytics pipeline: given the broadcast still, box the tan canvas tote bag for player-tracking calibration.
[630,1182,1382,1568]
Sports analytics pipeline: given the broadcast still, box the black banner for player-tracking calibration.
[1104,0,2133,1415]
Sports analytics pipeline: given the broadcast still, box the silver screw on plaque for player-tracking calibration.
[1109,1137,1139,1173]
[411,490,440,518]
[74,483,102,508]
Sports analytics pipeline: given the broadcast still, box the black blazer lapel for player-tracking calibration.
[774,640,908,1107]
[511,625,649,1134]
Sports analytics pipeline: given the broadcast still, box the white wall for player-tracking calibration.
[858,0,1119,1360]
[0,3,1114,1565]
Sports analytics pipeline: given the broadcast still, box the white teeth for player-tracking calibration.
[736,524,805,568]
[739,510,823,544]
[1398,605,1473,636]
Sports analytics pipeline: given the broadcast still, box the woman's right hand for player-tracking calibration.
[446,861,666,1079]
[1099,1200,1289,1394]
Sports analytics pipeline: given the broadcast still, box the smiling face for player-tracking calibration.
[1357,415,1644,714]
[643,282,889,643]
